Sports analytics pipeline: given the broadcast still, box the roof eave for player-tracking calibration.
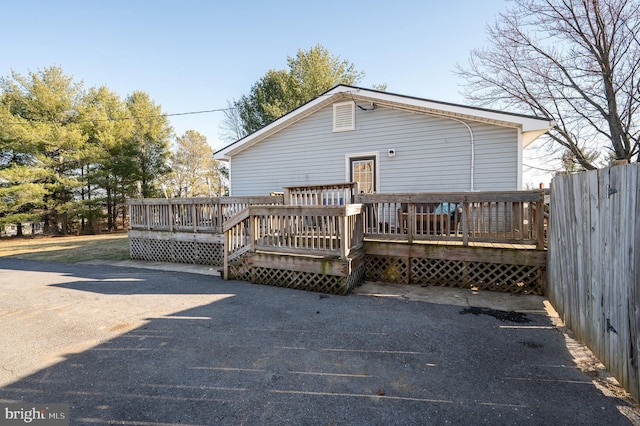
[213,89,348,159]
[213,85,555,158]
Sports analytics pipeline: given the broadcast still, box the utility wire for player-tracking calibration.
[1,107,235,125]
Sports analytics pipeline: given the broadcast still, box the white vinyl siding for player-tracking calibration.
[229,103,519,195]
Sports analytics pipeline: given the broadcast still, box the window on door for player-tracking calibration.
[350,156,376,193]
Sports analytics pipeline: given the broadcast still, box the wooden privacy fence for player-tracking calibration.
[548,163,640,402]
[222,204,364,279]
[358,190,548,248]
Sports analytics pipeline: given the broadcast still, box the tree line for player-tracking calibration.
[0,66,225,236]
[0,45,365,237]
[3,1,639,236]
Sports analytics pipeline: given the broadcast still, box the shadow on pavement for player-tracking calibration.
[0,259,638,424]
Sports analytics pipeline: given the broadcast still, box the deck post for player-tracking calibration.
[462,200,470,246]
[223,229,229,280]
[145,202,150,231]
[407,203,415,244]
[249,213,257,254]
[192,203,197,233]
[168,200,173,232]
[339,212,346,259]
[216,199,223,232]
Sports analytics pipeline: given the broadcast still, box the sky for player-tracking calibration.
[1,0,555,187]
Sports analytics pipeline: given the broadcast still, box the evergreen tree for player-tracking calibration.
[226,44,365,137]
[0,66,87,234]
[79,86,135,231]
[125,91,172,198]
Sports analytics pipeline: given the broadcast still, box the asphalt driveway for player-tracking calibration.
[0,258,637,425]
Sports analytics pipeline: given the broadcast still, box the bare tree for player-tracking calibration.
[166,130,222,197]
[218,99,246,144]
[457,0,640,170]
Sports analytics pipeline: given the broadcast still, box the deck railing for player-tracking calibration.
[284,182,359,206]
[128,196,284,233]
[359,190,548,249]
[223,204,363,279]
[129,190,548,249]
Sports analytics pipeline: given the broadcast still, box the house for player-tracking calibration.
[214,85,554,195]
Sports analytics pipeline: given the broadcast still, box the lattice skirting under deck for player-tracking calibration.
[130,237,224,265]
[228,257,366,295]
[365,255,544,295]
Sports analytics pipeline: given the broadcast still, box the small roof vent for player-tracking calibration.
[333,101,355,132]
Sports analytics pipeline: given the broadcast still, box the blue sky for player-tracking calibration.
[1,0,553,185]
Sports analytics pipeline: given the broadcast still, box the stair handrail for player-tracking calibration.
[222,207,253,280]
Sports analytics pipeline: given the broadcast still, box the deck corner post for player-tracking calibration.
[223,229,229,280]
[339,213,347,259]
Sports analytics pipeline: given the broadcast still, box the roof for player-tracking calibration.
[214,85,555,160]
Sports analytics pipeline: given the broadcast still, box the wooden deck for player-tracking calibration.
[128,184,548,295]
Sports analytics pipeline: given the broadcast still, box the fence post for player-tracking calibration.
[535,199,545,249]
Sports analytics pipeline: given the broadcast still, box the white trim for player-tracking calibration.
[345,152,380,193]
[517,130,523,190]
[227,159,234,196]
[329,86,553,132]
[213,85,554,160]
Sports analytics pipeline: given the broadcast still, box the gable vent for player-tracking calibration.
[333,101,355,132]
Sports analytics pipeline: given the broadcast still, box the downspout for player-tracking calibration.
[356,101,477,191]
[422,112,475,191]
[446,117,475,192]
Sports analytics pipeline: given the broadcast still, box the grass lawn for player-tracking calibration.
[0,233,130,263]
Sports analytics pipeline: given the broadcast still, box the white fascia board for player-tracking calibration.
[522,127,554,148]
[330,86,555,132]
[213,85,555,159]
